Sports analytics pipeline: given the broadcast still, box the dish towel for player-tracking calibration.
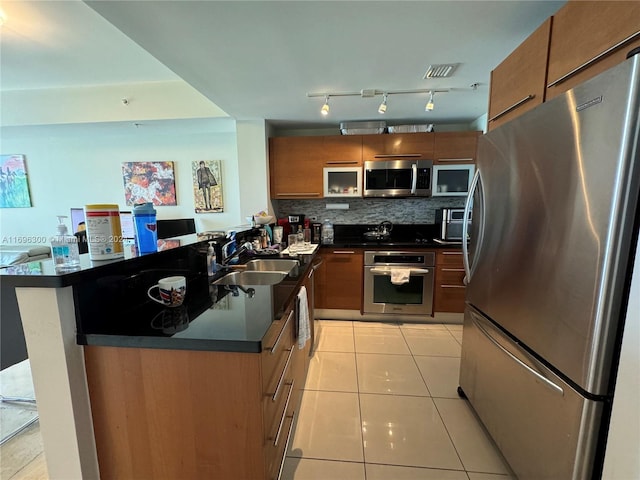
[297,286,311,349]
[390,268,412,285]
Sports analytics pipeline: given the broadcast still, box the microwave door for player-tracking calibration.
[364,164,413,197]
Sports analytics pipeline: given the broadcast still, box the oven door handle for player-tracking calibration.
[370,267,431,275]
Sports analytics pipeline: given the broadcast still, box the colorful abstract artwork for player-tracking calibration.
[122,162,177,206]
[192,160,223,213]
[0,155,32,208]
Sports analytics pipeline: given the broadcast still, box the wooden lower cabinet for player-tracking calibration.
[314,248,364,310]
[434,249,466,313]
[84,301,307,480]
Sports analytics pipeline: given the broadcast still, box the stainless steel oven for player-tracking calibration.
[363,251,435,315]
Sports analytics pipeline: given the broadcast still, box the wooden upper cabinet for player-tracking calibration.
[322,135,363,166]
[362,132,435,162]
[487,18,552,131]
[433,131,481,164]
[546,1,640,100]
[269,136,323,199]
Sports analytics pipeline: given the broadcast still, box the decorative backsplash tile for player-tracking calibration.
[273,197,466,224]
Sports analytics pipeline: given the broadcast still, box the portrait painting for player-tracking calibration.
[122,161,177,206]
[0,154,32,208]
[192,160,223,213]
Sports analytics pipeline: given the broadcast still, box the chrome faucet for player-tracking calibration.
[221,241,254,266]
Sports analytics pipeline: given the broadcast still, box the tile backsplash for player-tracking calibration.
[273,197,466,224]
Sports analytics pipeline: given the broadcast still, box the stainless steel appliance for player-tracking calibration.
[363,251,435,315]
[459,54,640,480]
[435,208,471,241]
[363,159,432,197]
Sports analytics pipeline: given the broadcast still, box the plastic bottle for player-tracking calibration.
[84,204,125,260]
[207,241,217,276]
[132,203,158,254]
[51,216,81,272]
[297,225,304,246]
[321,219,334,245]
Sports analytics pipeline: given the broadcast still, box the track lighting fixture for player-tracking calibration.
[425,91,435,111]
[308,88,450,116]
[378,94,388,114]
[320,96,330,116]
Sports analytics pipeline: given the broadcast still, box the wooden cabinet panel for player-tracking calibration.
[488,18,552,131]
[433,131,481,164]
[362,132,434,161]
[85,347,265,480]
[269,136,323,199]
[323,135,363,166]
[546,1,640,100]
[315,248,364,310]
[434,249,466,313]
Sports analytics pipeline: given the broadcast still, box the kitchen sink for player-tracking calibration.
[212,271,288,286]
[240,259,299,274]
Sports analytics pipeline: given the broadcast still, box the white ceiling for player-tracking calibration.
[1,0,565,131]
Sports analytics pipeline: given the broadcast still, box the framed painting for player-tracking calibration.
[122,162,177,206]
[192,160,223,213]
[0,154,32,208]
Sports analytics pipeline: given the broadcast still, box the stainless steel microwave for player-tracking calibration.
[363,160,432,197]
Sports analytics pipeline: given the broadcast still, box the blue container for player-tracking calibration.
[133,203,158,254]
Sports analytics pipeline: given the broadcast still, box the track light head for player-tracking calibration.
[425,91,435,112]
[378,94,388,114]
[321,96,330,116]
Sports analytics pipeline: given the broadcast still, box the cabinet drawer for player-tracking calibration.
[262,308,295,394]
[436,250,464,267]
[437,266,466,286]
[434,283,466,313]
[267,410,296,480]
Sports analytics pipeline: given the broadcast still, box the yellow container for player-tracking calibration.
[84,204,124,260]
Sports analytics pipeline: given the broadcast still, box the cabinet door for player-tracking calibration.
[323,135,363,166]
[269,136,323,199]
[315,249,363,310]
[487,18,551,131]
[433,131,480,165]
[546,1,640,100]
[362,133,434,161]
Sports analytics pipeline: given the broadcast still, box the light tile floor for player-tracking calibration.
[283,320,516,480]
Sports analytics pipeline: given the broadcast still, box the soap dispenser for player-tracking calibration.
[51,215,81,272]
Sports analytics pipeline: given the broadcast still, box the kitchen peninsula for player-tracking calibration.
[1,234,315,479]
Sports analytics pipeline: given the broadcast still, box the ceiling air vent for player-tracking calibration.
[423,63,459,79]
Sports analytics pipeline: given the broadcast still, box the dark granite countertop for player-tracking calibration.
[323,223,463,249]
[76,252,316,353]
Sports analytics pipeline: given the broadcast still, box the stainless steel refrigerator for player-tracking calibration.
[459,52,640,480]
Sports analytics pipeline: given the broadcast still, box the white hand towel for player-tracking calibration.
[297,286,311,349]
[390,268,412,285]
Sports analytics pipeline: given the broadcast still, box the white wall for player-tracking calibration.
[0,120,249,241]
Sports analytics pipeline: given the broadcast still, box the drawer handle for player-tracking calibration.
[276,193,321,197]
[440,284,466,288]
[275,411,296,480]
[471,314,563,396]
[333,251,355,254]
[437,158,474,163]
[441,268,465,272]
[273,380,295,447]
[270,310,294,355]
[488,95,535,123]
[547,30,640,88]
[272,347,294,402]
[373,154,422,158]
[441,251,463,255]
[325,161,359,165]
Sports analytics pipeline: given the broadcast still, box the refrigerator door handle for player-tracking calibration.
[462,169,480,284]
[470,314,565,396]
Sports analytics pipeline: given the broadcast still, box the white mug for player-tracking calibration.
[147,276,186,307]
